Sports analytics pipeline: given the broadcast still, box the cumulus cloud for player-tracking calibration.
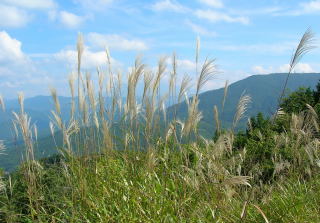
[152,0,187,13]
[0,4,30,28]
[59,11,86,28]
[54,48,120,70]
[198,0,223,8]
[195,9,249,25]
[87,33,148,51]
[252,65,272,74]
[0,31,52,97]
[0,31,27,64]
[279,63,315,73]
[251,63,315,75]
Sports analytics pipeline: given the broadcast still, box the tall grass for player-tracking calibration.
[0,30,319,222]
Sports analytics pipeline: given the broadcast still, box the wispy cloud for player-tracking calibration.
[271,0,320,16]
[198,0,223,8]
[301,0,320,12]
[2,0,56,10]
[213,41,297,54]
[151,0,188,13]
[279,63,315,73]
[252,63,315,74]
[186,20,217,37]
[73,0,114,11]
[0,4,31,28]
[228,7,282,16]
[195,9,249,25]
[59,11,86,29]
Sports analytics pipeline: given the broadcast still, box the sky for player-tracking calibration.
[0,0,320,99]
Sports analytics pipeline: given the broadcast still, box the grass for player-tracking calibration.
[0,30,319,222]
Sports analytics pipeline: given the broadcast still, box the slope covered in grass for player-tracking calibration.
[169,73,320,135]
[1,31,320,222]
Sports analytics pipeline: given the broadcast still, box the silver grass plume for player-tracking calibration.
[233,93,251,130]
[196,36,200,74]
[68,73,76,119]
[169,53,177,100]
[0,140,6,155]
[152,57,167,104]
[222,80,229,111]
[50,88,61,115]
[214,105,220,133]
[277,28,316,112]
[126,56,144,120]
[195,58,218,97]
[142,69,153,103]
[77,33,84,112]
[0,94,4,111]
[178,74,192,103]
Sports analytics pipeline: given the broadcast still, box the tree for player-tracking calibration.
[280,87,315,114]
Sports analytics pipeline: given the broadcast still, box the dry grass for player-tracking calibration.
[0,31,319,223]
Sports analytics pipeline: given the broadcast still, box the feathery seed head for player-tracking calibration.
[233,93,251,129]
[0,94,5,111]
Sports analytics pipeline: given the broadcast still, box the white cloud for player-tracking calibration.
[272,1,320,16]
[152,0,187,12]
[0,4,30,28]
[195,9,249,25]
[177,59,197,72]
[214,41,296,54]
[0,31,52,97]
[251,63,315,75]
[73,0,114,11]
[0,0,56,28]
[279,63,314,73]
[302,0,320,12]
[0,31,26,63]
[252,65,272,74]
[87,33,148,51]
[166,58,196,73]
[2,0,56,10]
[54,48,120,69]
[186,20,217,37]
[198,0,223,8]
[59,11,85,28]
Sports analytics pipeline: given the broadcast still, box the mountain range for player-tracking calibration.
[1,72,320,171]
[169,73,320,136]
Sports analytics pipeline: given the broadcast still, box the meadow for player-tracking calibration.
[0,29,319,222]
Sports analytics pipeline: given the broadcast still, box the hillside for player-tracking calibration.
[1,73,320,171]
[0,96,72,141]
[169,73,320,136]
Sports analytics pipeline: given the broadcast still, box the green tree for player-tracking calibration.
[280,87,315,114]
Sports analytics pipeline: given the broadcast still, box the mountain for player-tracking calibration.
[0,96,72,141]
[0,96,118,141]
[168,73,320,136]
[1,73,320,171]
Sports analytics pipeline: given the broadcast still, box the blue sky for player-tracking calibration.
[0,0,320,98]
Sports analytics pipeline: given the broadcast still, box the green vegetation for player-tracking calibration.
[0,30,320,222]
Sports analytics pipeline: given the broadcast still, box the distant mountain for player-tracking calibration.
[1,73,320,171]
[168,73,320,137]
[0,96,72,141]
[0,96,119,141]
